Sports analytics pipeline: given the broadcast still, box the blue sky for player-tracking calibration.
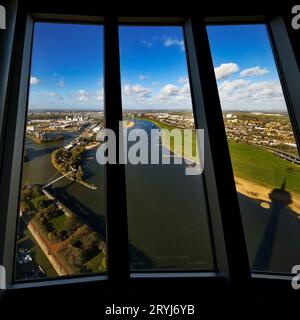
[29,23,103,110]
[29,23,286,111]
[207,24,286,111]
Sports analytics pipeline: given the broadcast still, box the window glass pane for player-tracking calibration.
[119,26,215,270]
[207,24,300,273]
[15,23,106,280]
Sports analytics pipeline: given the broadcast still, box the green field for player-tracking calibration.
[137,117,199,162]
[135,116,300,195]
[228,141,300,194]
[49,214,67,233]
[137,117,300,194]
[84,251,106,273]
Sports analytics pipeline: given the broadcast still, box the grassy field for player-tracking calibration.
[228,141,300,194]
[137,117,300,194]
[49,214,67,233]
[137,117,199,162]
[84,251,106,273]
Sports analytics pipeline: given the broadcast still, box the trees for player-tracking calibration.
[58,224,101,272]
[52,145,86,180]
[64,215,82,231]
[75,165,83,181]
[31,196,47,210]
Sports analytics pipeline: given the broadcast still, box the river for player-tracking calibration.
[21,119,300,275]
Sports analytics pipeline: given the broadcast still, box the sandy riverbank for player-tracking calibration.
[159,128,201,166]
[85,142,100,150]
[124,120,135,128]
[234,176,300,215]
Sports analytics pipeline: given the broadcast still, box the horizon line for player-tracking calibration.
[28,108,289,113]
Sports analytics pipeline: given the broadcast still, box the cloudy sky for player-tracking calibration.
[28,23,287,111]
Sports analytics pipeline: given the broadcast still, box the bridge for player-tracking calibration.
[42,167,76,189]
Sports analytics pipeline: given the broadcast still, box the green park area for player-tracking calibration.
[51,146,85,181]
[139,117,200,163]
[140,117,300,195]
[228,141,300,195]
[19,185,106,276]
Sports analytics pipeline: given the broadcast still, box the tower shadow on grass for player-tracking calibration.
[252,178,292,270]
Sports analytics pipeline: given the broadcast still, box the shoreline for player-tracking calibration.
[140,118,300,215]
[138,117,201,165]
[234,176,300,215]
[85,142,100,150]
[22,216,69,276]
[51,151,97,190]
[124,120,135,128]
[26,133,64,144]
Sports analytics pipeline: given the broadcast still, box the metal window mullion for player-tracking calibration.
[268,16,300,154]
[103,16,130,285]
[184,17,250,287]
[0,0,19,274]
[0,6,34,286]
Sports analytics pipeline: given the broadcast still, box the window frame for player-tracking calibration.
[205,16,300,280]
[0,1,299,299]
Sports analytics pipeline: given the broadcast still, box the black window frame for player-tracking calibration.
[0,1,299,302]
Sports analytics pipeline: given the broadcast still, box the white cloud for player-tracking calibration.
[78,89,89,102]
[30,76,40,85]
[239,66,269,77]
[139,75,146,80]
[219,79,250,91]
[159,83,191,97]
[156,83,191,104]
[163,37,185,52]
[246,81,283,100]
[69,89,103,104]
[124,84,152,98]
[160,84,180,96]
[179,83,191,96]
[177,77,189,84]
[218,79,285,110]
[58,79,65,88]
[214,63,239,81]
[96,89,104,102]
[122,81,193,109]
[142,40,153,48]
[47,92,63,100]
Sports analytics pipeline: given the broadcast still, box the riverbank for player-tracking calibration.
[235,176,300,215]
[26,134,42,144]
[19,181,106,276]
[42,188,72,217]
[138,118,300,214]
[136,117,200,165]
[228,141,300,195]
[124,120,135,128]
[25,217,69,276]
[85,142,100,150]
[26,133,64,144]
[51,149,97,190]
